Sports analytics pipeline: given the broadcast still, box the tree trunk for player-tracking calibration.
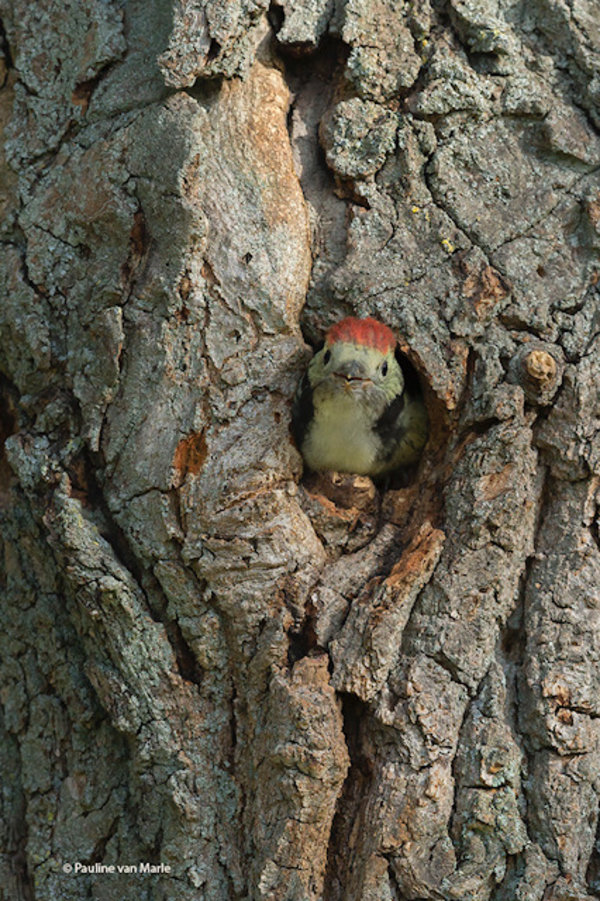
[1,0,600,899]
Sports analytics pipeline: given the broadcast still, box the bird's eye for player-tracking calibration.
[323,349,331,365]
[381,361,388,376]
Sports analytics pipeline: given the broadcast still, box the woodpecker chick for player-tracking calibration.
[292,317,428,477]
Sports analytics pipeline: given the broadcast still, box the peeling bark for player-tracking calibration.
[1,1,600,900]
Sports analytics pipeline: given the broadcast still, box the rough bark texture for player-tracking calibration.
[0,0,599,900]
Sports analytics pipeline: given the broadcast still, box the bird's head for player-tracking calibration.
[307,316,404,406]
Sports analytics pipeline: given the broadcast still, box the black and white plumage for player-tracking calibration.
[292,317,428,477]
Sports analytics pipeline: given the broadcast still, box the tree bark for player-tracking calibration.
[1,1,600,900]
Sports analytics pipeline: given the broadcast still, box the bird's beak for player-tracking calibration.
[333,359,371,385]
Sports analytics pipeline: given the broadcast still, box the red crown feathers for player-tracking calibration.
[326,317,396,353]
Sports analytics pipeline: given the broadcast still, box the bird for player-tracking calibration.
[292,316,428,477]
